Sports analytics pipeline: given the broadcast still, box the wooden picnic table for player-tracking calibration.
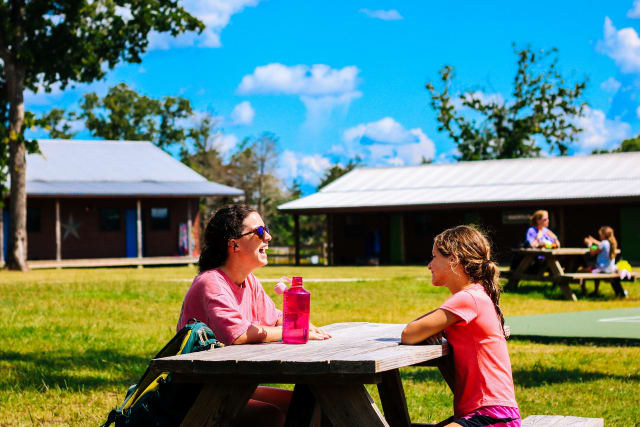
[149,322,449,427]
[506,247,625,301]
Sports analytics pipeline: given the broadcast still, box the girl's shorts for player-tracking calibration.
[454,406,521,427]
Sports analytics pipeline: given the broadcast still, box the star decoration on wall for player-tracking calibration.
[62,213,82,240]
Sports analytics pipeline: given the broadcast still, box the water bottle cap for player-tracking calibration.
[291,276,303,287]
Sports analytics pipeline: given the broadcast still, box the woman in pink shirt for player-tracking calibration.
[402,225,520,427]
[177,205,330,426]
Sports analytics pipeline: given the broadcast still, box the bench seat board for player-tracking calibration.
[562,272,638,280]
[522,415,603,426]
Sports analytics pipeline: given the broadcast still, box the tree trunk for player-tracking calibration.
[5,59,28,271]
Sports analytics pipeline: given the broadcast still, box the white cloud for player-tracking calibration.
[24,82,65,106]
[636,105,640,118]
[300,91,362,129]
[575,106,631,152]
[214,132,238,156]
[115,5,133,21]
[359,9,403,21]
[628,0,640,18]
[230,101,255,125]
[148,0,260,49]
[597,17,640,73]
[278,150,332,187]
[338,117,435,166]
[238,63,360,96]
[238,63,362,127]
[600,76,622,93]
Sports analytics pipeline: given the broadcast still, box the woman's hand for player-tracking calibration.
[309,323,331,340]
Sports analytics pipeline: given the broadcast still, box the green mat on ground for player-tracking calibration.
[506,307,640,340]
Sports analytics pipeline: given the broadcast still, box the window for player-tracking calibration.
[100,208,121,232]
[150,207,170,230]
[27,208,41,233]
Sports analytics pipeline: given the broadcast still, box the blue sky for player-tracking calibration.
[26,0,640,193]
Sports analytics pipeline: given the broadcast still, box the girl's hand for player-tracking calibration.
[309,324,331,340]
[424,331,444,345]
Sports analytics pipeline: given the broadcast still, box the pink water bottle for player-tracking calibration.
[282,276,310,344]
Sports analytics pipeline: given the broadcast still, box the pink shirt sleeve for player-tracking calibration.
[202,284,253,346]
[178,271,282,346]
[248,274,282,325]
[440,289,478,325]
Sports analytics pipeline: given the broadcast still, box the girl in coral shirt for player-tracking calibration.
[402,225,520,427]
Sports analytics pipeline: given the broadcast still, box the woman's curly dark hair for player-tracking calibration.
[198,205,257,272]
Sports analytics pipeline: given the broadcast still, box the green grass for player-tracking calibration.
[1,265,639,425]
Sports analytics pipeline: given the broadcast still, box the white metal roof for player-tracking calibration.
[23,139,243,197]
[279,152,640,212]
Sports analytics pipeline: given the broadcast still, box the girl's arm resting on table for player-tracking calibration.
[233,325,283,344]
[401,308,461,345]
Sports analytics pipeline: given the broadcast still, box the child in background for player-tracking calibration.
[584,226,618,295]
[402,226,519,427]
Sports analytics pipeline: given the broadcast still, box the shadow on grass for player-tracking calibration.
[400,367,447,383]
[501,281,568,300]
[502,279,634,301]
[510,335,640,347]
[400,364,639,388]
[512,366,640,388]
[0,349,150,391]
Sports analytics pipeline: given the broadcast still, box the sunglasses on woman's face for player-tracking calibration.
[238,225,270,240]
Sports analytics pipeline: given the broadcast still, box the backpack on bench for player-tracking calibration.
[103,319,223,427]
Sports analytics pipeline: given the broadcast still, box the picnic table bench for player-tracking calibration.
[522,415,603,426]
[150,322,450,427]
[506,248,635,300]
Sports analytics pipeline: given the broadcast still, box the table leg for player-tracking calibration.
[285,384,319,427]
[377,370,411,427]
[506,255,534,291]
[556,277,577,301]
[611,278,627,298]
[546,258,577,301]
[180,382,258,427]
[311,384,390,427]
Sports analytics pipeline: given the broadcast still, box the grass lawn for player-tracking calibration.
[1,265,639,425]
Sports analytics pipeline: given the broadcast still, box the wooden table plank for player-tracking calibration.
[152,322,449,426]
[152,323,445,376]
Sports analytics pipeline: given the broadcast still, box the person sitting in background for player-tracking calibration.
[525,210,560,249]
[584,226,618,296]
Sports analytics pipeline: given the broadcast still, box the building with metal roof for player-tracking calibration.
[279,152,640,264]
[2,139,243,267]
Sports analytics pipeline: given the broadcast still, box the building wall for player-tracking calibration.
[329,201,640,265]
[22,197,200,260]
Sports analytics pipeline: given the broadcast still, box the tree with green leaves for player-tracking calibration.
[426,46,588,161]
[592,135,640,154]
[0,1,203,270]
[229,133,282,215]
[40,83,202,150]
[79,83,194,149]
[317,156,362,190]
[36,107,76,139]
